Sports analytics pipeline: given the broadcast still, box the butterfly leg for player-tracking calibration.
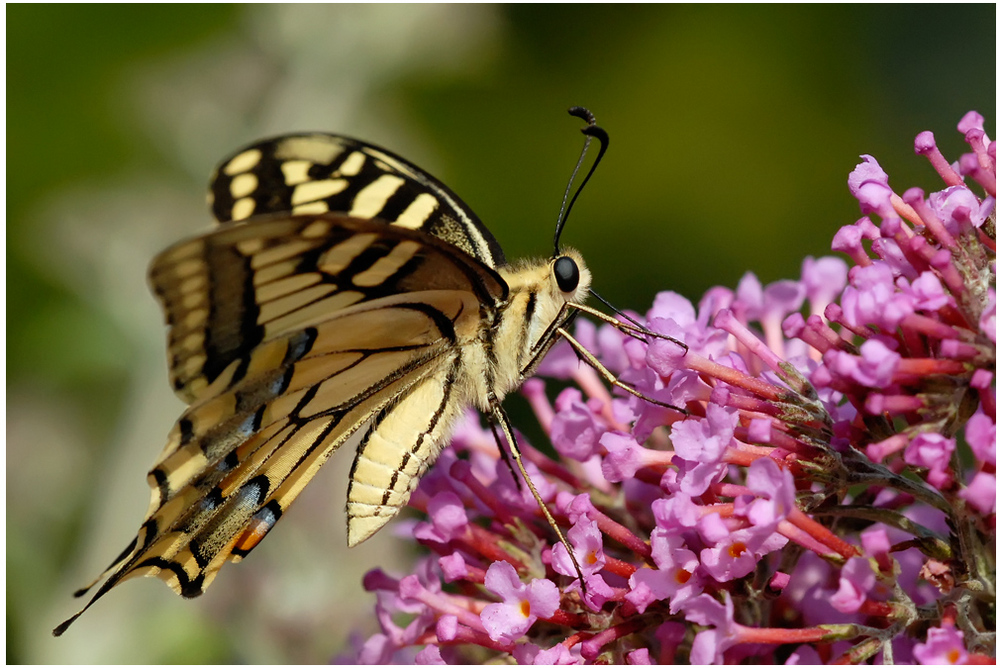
[486,393,588,596]
[569,301,690,350]
[484,413,523,493]
[556,327,688,414]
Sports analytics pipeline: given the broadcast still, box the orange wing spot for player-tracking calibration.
[234,516,273,553]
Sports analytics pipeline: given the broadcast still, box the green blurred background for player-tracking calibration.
[8,5,995,663]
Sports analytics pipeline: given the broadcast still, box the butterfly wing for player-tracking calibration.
[151,214,507,404]
[208,132,506,269]
[56,131,515,635]
[56,218,502,635]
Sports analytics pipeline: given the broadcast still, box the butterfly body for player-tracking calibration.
[56,131,593,634]
[343,246,591,546]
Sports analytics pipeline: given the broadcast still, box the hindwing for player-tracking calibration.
[55,288,482,635]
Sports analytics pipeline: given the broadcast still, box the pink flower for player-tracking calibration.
[513,641,581,665]
[958,472,996,515]
[913,626,969,665]
[684,592,740,664]
[964,409,996,465]
[741,458,796,528]
[829,557,875,613]
[626,532,702,614]
[354,110,994,666]
[414,645,445,664]
[480,561,559,644]
[413,491,469,543]
[551,519,616,611]
[802,256,849,314]
[904,433,956,488]
[840,262,915,329]
[551,388,607,461]
[670,403,738,495]
[822,338,901,388]
[700,527,786,582]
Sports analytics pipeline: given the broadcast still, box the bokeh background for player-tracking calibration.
[8,5,995,663]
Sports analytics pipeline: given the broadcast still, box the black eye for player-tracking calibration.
[553,256,580,293]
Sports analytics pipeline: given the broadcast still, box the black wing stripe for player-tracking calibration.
[202,241,264,385]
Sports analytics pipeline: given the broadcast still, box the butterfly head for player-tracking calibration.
[497,248,591,332]
[549,249,591,306]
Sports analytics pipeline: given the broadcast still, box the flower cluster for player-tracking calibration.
[356,112,995,664]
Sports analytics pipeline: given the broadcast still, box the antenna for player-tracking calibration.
[553,107,610,256]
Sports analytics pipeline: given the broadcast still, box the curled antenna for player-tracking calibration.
[553,107,610,257]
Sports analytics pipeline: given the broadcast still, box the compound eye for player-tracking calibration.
[553,256,580,293]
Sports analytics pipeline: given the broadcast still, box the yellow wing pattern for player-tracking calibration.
[55,213,505,636]
[150,214,505,404]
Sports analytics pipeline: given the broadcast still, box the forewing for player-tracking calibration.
[150,214,506,404]
[209,133,506,268]
[54,289,480,635]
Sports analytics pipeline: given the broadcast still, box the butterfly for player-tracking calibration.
[55,108,678,636]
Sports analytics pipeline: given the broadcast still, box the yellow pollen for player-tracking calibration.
[520,599,531,618]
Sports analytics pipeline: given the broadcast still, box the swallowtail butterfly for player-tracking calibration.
[55,108,675,636]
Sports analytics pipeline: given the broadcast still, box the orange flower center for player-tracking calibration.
[520,600,532,618]
[728,542,748,558]
[674,568,693,584]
